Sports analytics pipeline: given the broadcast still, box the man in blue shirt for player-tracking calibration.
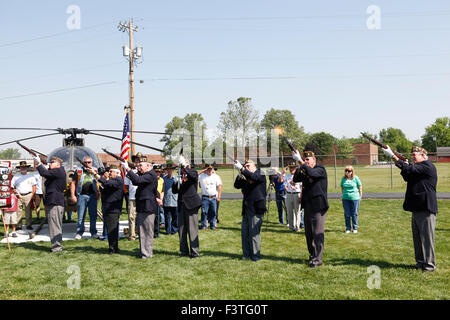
[271,168,287,225]
[163,164,178,235]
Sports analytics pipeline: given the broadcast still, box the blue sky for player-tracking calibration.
[0,0,449,155]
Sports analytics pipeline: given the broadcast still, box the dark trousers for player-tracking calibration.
[178,203,199,257]
[164,206,178,234]
[241,213,263,261]
[412,211,436,271]
[304,207,326,265]
[104,212,120,253]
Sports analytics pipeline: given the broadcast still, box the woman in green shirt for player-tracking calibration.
[340,166,362,233]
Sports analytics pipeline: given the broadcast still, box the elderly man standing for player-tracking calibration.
[33,156,66,252]
[122,156,161,259]
[11,161,37,230]
[233,159,267,262]
[383,145,438,272]
[172,156,202,258]
[292,150,329,268]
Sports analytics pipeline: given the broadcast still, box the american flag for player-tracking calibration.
[120,112,131,179]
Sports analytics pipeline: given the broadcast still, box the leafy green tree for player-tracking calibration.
[335,137,355,159]
[260,108,309,154]
[305,132,336,160]
[0,148,21,159]
[160,113,206,163]
[421,117,450,152]
[217,97,260,147]
[378,127,413,160]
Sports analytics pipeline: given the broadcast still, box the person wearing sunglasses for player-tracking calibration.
[340,166,362,234]
[71,156,100,240]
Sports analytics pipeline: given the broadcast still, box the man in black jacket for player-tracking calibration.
[292,150,328,268]
[122,157,161,259]
[33,156,66,253]
[93,165,124,254]
[233,159,267,262]
[383,145,438,272]
[172,156,202,258]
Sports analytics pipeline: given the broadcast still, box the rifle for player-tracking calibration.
[29,217,47,239]
[360,132,408,162]
[101,148,135,169]
[16,142,48,164]
[226,153,246,181]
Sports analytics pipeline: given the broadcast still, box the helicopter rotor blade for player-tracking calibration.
[87,129,201,137]
[0,132,61,146]
[0,127,58,131]
[89,132,165,153]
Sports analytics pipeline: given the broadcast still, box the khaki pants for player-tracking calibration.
[286,193,301,231]
[17,193,33,228]
[128,199,137,238]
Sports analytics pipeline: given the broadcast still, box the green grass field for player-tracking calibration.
[1,199,449,300]
[218,163,450,193]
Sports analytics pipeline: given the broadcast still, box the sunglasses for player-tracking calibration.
[84,161,92,164]
[345,169,353,172]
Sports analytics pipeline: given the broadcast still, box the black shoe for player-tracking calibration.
[309,262,322,268]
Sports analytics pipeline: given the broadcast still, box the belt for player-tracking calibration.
[202,195,216,199]
[287,191,300,194]
[20,192,32,196]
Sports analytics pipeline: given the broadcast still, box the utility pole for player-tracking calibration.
[118,19,142,156]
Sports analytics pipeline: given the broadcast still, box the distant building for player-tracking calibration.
[436,147,450,163]
[321,143,379,166]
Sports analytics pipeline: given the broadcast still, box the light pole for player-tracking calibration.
[433,135,438,163]
[118,19,143,156]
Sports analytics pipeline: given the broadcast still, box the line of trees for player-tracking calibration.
[160,97,449,161]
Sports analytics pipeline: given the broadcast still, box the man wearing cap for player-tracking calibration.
[383,145,438,272]
[172,156,202,258]
[292,150,329,268]
[279,161,304,231]
[11,161,37,230]
[121,156,161,259]
[33,156,66,252]
[198,164,222,230]
[92,165,124,254]
[124,153,141,241]
[234,159,267,262]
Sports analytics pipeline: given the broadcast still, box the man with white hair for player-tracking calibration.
[11,161,37,230]
[383,145,438,272]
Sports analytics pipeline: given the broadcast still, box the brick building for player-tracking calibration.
[321,143,379,166]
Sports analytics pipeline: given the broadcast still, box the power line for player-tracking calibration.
[0,21,116,48]
[0,81,118,101]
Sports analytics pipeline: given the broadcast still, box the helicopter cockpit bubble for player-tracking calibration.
[48,146,104,171]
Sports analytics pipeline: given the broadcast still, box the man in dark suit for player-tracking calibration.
[172,156,202,258]
[122,156,161,259]
[33,156,66,253]
[292,150,329,268]
[233,159,267,262]
[93,165,124,254]
[383,145,438,272]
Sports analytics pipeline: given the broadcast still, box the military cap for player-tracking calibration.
[411,146,427,155]
[244,159,255,165]
[131,152,143,162]
[138,156,148,163]
[109,164,119,170]
[16,161,31,168]
[287,161,297,167]
[303,151,315,158]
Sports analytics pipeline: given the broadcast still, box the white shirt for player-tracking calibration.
[11,173,38,195]
[33,171,43,195]
[283,173,302,193]
[124,169,138,200]
[199,173,222,197]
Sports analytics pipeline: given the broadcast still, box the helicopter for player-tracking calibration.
[0,127,167,213]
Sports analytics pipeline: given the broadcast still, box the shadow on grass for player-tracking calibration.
[199,249,303,264]
[328,258,414,270]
